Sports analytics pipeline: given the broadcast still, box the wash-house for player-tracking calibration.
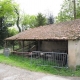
[5,19,80,69]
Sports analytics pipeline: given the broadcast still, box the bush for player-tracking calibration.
[8,28,18,37]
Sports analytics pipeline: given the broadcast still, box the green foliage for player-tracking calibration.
[21,14,36,29]
[0,24,8,46]
[0,0,14,17]
[0,0,19,46]
[0,0,18,24]
[56,0,80,22]
[36,13,47,27]
[21,13,47,30]
[8,28,18,37]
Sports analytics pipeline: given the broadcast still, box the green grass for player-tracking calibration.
[0,54,80,76]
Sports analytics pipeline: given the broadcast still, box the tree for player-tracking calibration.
[21,13,47,30]
[0,0,19,46]
[56,0,80,22]
[35,13,47,27]
[14,7,21,32]
[8,28,18,37]
[21,14,36,30]
[47,14,54,24]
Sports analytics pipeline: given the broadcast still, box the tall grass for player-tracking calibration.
[0,54,80,76]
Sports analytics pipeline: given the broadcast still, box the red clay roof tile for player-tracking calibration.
[5,19,80,40]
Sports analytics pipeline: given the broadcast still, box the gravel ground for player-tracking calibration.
[0,63,80,80]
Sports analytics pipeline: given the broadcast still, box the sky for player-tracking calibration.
[14,0,64,17]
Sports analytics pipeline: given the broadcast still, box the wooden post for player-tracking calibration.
[29,41,30,52]
[22,40,24,57]
[22,40,24,52]
[12,41,14,51]
[38,40,41,51]
[36,41,38,51]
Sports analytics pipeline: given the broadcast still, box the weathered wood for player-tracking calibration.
[22,40,24,52]
[11,51,32,57]
[12,41,14,51]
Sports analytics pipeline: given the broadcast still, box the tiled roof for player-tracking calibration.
[5,19,80,40]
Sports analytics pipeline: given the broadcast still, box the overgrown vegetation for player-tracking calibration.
[8,28,18,37]
[0,0,19,46]
[0,54,80,76]
[56,0,80,22]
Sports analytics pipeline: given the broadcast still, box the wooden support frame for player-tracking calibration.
[12,40,14,51]
[22,40,24,52]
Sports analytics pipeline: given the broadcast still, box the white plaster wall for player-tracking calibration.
[75,40,80,65]
[68,40,80,69]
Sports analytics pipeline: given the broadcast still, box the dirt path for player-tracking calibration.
[0,63,80,80]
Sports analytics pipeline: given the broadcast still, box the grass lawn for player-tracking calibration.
[0,53,80,77]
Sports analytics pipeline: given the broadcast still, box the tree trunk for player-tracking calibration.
[14,8,21,32]
[16,14,21,32]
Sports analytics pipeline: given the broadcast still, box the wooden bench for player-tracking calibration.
[11,51,32,57]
